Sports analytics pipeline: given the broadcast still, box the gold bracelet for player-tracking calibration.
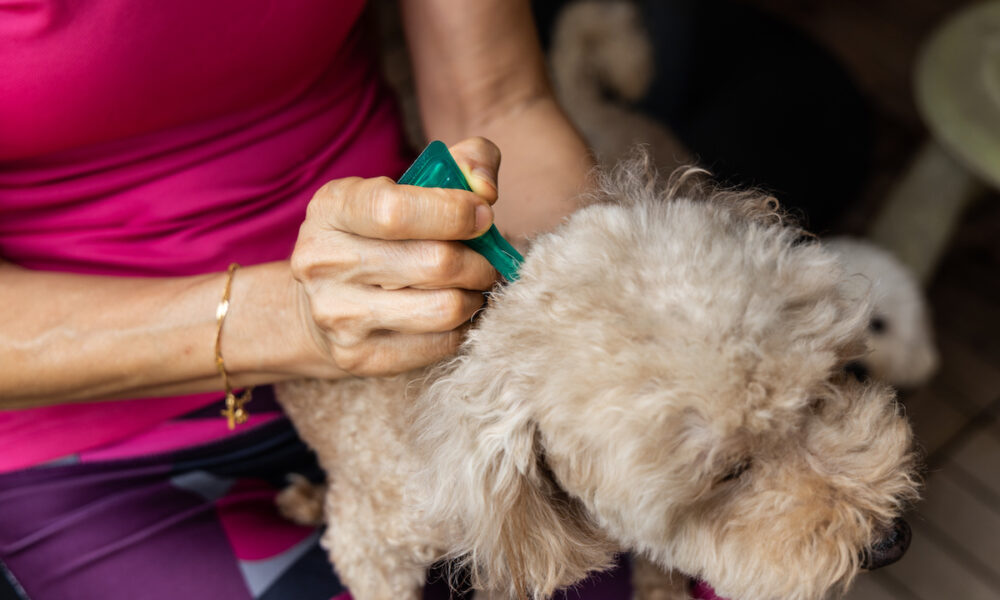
[216,263,253,429]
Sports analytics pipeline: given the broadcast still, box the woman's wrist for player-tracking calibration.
[470,96,593,241]
[222,261,346,384]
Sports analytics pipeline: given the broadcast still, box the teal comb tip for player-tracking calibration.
[397,141,523,281]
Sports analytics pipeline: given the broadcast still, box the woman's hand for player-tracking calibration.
[0,138,503,407]
[290,137,503,376]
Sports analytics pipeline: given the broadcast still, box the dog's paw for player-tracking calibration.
[275,473,326,526]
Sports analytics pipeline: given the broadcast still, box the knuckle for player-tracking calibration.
[332,327,367,349]
[308,301,338,331]
[289,239,320,281]
[430,331,463,361]
[292,228,361,281]
[324,176,363,196]
[289,249,310,281]
[314,180,336,200]
[332,346,368,374]
[310,297,369,339]
[440,189,476,234]
[304,196,322,224]
[307,178,358,224]
[305,182,334,220]
[423,242,464,282]
[433,289,472,326]
[370,185,406,235]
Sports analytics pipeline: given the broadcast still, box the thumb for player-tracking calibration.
[448,137,501,204]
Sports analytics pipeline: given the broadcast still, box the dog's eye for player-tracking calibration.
[844,361,870,382]
[720,459,752,483]
[869,316,888,334]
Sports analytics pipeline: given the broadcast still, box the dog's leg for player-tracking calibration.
[276,375,439,600]
[275,474,326,526]
[274,473,429,599]
[632,557,691,600]
[322,481,432,600]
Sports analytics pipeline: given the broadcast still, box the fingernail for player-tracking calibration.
[472,165,497,191]
[475,204,493,232]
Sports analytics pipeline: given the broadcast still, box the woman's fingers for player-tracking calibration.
[290,136,504,377]
[449,137,502,203]
[308,285,485,345]
[308,177,494,241]
[368,287,485,335]
[293,232,496,291]
[306,138,502,242]
[329,327,472,377]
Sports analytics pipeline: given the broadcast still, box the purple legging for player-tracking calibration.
[0,415,632,600]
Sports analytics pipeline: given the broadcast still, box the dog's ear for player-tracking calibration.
[413,354,615,598]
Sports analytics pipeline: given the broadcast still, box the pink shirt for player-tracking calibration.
[0,0,413,471]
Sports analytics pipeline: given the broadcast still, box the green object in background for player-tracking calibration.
[398,141,523,281]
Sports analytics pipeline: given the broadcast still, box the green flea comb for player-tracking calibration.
[398,141,523,282]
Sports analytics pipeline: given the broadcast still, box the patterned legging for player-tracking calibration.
[0,411,630,600]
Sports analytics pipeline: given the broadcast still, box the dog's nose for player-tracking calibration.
[861,519,911,570]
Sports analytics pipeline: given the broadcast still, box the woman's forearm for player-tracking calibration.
[0,139,507,410]
[0,260,336,410]
[401,0,595,242]
[468,95,594,241]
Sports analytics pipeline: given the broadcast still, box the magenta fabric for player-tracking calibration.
[77,412,283,463]
[0,0,414,471]
[692,580,728,600]
[215,478,317,561]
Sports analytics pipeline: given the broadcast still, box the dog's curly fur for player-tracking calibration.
[276,163,919,600]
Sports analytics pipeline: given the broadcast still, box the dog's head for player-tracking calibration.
[415,167,919,599]
[826,237,938,390]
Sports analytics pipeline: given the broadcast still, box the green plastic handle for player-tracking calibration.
[397,141,523,281]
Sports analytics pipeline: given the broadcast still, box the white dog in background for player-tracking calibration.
[825,238,938,389]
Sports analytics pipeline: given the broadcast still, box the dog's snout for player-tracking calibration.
[860,519,911,570]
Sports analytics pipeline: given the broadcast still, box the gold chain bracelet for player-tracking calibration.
[215,263,253,429]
